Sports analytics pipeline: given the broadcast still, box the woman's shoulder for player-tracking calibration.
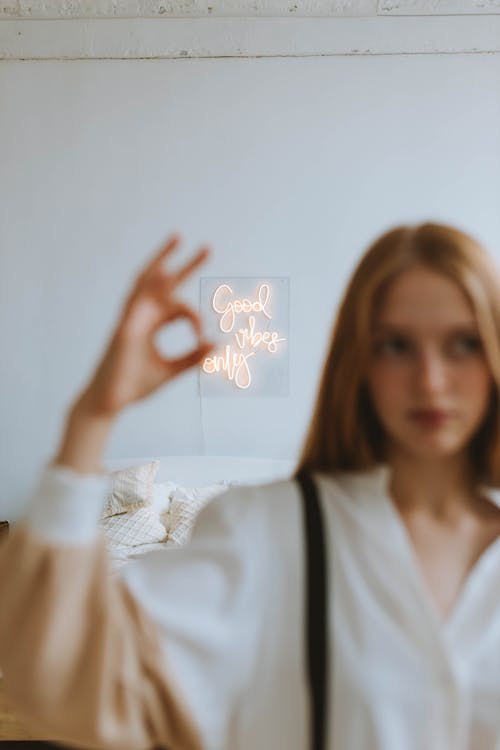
[193,478,301,533]
[203,465,387,516]
[189,464,389,551]
[184,478,306,559]
[313,465,390,504]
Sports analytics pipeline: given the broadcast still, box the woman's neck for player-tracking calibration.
[386,450,480,521]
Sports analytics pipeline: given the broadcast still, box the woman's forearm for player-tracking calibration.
[52,395,116,475]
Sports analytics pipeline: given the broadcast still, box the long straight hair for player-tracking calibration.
[295,222,500,486]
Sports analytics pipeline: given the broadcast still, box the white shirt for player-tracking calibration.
[2,463,500,749]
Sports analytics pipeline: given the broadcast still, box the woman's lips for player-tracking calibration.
[409,409,451,427]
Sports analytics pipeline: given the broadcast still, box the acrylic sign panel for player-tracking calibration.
[199,277,289,397]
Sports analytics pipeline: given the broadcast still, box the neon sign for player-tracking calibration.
[200,278,289,394]
[212,283,272,332]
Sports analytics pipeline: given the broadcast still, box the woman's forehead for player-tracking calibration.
[375,266,476,328]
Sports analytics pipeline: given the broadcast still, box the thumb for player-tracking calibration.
[164,341,215,378]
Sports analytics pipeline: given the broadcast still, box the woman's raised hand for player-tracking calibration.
[77,234,215,419]
[54,234,215,474]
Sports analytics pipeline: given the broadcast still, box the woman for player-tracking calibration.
[1,222,500,749]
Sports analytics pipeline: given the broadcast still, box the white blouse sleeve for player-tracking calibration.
[0,464,272,750]
[120,483,272,750]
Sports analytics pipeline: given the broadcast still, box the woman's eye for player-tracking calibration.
[373,334,483,358]
[375,337,409,355]
[451,335,482,355]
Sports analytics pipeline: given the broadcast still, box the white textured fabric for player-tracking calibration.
[162,483,229,546]
[107,481,228,569]
[152,481,177,514]
[99,505,167,549]
[22,463,500,750]
[108,541,167,573]
[102,460,160,518]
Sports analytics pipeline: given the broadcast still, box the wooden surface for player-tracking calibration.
[0,675,50,741]
[0,522,37,741]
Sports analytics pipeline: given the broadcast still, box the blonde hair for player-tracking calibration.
[295,222,500,486]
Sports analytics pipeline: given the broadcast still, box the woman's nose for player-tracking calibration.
[413,351,448,392]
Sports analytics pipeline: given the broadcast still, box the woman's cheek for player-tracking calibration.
[368,362,406,403]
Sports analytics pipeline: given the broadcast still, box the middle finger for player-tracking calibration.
[170,246,211,288]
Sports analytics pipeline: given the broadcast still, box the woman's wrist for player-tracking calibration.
[52,394,116,476]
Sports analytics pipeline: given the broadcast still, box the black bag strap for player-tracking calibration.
[296,471,329,750]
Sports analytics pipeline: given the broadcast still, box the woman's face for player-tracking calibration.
[365,264,494,462]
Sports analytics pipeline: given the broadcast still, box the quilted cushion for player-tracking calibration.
[162,483,229,546]
[102,461,160,518]
[99,505,167,549]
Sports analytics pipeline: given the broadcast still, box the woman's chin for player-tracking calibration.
[391,432,468,460]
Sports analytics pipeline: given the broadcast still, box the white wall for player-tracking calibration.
[1,6,500,519]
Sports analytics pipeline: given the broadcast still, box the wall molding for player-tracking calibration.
[1,0,499,18]
[0,1,376,19]
[378,0,500,14]
[1,15,499,59]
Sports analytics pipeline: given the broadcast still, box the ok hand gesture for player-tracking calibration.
[55,234,215,474]
[78,234,214,419]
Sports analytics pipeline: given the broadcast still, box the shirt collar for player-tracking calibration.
[365,462,500,511]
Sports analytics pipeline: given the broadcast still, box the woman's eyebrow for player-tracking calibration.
[373,322,479,334]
